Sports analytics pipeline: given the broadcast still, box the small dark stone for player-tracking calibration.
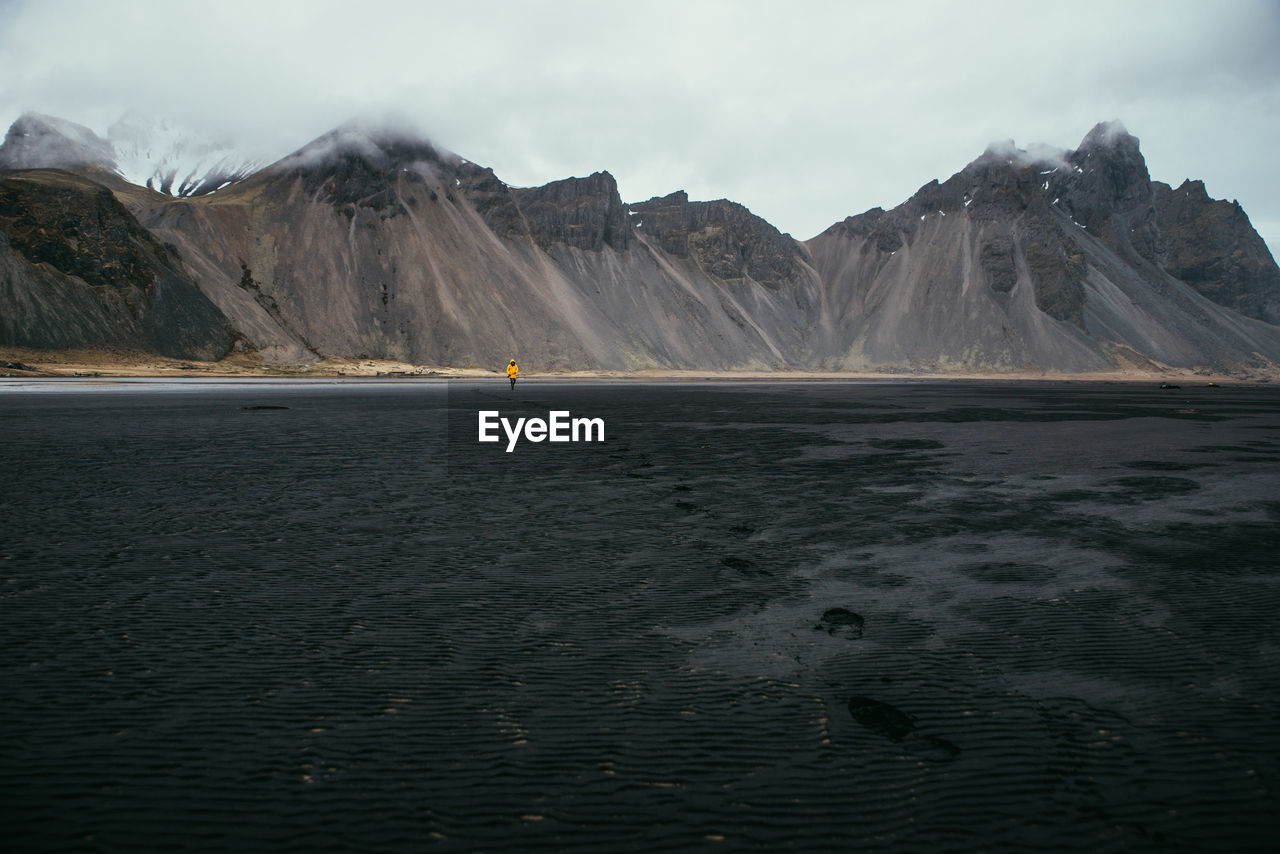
[921,734,963,758]
[817,607,864,638]
[847,696,916,741]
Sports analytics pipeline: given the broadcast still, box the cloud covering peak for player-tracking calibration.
[0,111,117,171]
[1,0,1278,254]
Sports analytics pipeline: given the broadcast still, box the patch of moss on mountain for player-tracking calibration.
[0,170,234,360]
[0,172,176,289]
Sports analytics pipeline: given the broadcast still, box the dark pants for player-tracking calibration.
[509,377,516,389]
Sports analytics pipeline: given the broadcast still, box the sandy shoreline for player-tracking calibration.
[1,347,1271,384]
[7,382,1278,850]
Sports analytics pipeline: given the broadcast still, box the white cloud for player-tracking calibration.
[1,0,1277,256]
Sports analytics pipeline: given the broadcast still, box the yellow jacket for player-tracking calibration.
[506,362,519,378]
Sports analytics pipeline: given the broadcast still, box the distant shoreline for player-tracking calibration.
[1,348,1272,385]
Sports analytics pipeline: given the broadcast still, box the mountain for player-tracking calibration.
[0,168,234,359]
[1,114,1278,375]
[0,112,259,199]
[805,121,1280,374]
[1151,178,1280,326]
[0,113,118,174]
[129,121,819,369]
[107,113,261,198]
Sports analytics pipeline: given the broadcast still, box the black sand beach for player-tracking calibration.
[2,379,1278,851]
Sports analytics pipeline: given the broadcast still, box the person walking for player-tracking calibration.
[506,359,519,389]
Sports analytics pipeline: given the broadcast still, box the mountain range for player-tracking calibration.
[2,111,1278,375]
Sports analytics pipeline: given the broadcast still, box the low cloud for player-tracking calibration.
[1,0,1277,253]
[0,112,116,170]
[981,139,1072,171]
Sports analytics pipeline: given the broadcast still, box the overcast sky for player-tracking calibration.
[2,0,1278,254]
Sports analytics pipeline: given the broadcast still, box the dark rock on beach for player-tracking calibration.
[847,696,916,741]
[816,607,864,638]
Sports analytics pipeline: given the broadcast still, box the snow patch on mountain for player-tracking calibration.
[107,113,261,197]
[0,111,262,197]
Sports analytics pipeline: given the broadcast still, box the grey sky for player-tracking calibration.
[2,0,1278,256]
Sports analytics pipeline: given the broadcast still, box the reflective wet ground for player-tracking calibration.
[2,380,1278,852]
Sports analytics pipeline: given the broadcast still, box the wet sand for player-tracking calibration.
[2,380,1278,851]
[2,345,1273,384]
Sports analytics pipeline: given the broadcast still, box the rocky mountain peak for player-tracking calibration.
[1076,119,1137,153]
[105,113,260,198]
[270,120,477,216]
[510,171,630,252]
[1058,121,1151,217]
[275,120,455,174]
[952,125,1152,229]
[0,112,118,173]
[0,112,261,198]
[3,112,1278,375]
[628,191,804,288]
[974,139,1070,172]
[1152,178,1280,324]
[1171,179,1210,202]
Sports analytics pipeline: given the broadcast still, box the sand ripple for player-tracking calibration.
[2,381,1277,851]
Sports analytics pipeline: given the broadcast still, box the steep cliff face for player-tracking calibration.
[0,170,234,359]
[1051,122,1157,252]
[512,172,631,252]
[627,191,808,290]
[1152,179,1280,325]
[2,114,1278,375]
[805,122,1280,373]
[133,126,818,370]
